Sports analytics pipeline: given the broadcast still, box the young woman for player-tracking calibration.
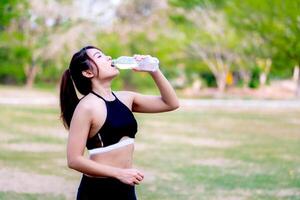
[59,46,179,200]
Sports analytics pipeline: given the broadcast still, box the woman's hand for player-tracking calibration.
[115,168,144,186]
[133,54,149,62]
[132,54,148,72]
[132,54,159,73]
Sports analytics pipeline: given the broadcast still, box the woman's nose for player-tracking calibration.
[107,56,112,61]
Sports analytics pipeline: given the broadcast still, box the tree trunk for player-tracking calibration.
[259,72,267,86]
[293,65,300,97]
[240,70,250,89]
[293,65,299,82]
[296,70,300,97]
[25,63,38,88]
[216,72,226,93]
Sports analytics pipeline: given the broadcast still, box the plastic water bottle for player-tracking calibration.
[112,56,159,72]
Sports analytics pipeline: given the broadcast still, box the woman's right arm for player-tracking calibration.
[67,103,144,185]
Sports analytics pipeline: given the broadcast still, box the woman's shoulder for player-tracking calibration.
[114,90,135,100]
[114,90,136,108]
[76,93,104,112]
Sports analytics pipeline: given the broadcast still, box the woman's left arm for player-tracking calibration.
[130,69,180,113]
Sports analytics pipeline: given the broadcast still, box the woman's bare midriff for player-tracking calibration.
[90,144,134,167]
[87,143,134,178]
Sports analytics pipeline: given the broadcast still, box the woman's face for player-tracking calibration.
[86,48,119,79]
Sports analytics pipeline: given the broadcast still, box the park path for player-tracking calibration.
[179,98,300,109]
[0,86,300,109]
[1,95,300,109]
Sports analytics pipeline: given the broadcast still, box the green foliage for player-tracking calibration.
[0,0,27,28]
[96,32,129,58]
[270,54,295,79]
[225,0,300,73]
[169,0,226,9]
[35,62,60,84]
[0,1,30,84]
[171,0,300,87]
[96,30,187,90]
[169,14,193,26]
[1,0,300,89]
[201,72,217,87]
[169,0,202,9]
[0,46,30,84]
[248,66,260,89]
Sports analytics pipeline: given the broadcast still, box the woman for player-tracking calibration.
[59,46,179,200]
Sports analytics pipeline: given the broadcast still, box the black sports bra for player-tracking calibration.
[86,91,138,150]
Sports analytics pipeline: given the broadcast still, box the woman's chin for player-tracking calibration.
[111,70,120,78]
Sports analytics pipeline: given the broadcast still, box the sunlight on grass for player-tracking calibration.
[0,105,299,199]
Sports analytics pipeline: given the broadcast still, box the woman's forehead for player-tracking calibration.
[87,48,103,57]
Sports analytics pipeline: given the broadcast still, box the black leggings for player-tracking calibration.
[77,174,137,200]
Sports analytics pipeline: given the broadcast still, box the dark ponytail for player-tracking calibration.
[59,69,79,129]
[59,46,101,129]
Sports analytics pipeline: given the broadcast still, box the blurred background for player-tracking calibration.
[0,0,299,200]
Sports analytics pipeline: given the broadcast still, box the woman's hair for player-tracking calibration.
[59,45,101,129]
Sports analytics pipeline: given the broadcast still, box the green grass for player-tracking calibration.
[0,192,65,200]
[134,108,300,199]
[0,105,299,199]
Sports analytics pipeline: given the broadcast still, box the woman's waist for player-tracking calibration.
[87,151,133,178]
[89,143,134,168]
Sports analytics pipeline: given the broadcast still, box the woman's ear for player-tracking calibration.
[82,69,94,78]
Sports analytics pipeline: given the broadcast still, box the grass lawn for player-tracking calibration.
[0,104,299,200]
[0,192,65,200]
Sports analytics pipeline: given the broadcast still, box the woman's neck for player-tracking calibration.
[92,81,113,99]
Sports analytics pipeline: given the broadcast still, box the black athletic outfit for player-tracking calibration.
[76,91,138,200]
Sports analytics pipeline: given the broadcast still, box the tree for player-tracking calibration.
[188,8,240,92]
[168,1,241,92]
[1,0,121,87]
[0,0,29,84]
[224,0,300,96]
[107,0,188,90]
[0,0,24,27]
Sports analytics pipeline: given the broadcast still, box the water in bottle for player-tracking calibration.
[112,55,159,72]
[112,56,138,69]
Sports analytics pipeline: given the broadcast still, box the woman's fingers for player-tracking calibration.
[134,180,140,185]
[133,54,149,61]
[132,169,144,184]
[133,171,144,185]
[118,168,144,185]
[135,174,143,181]
[133,54,142,61]
[137,171,144,179]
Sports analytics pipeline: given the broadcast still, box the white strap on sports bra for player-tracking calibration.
[89,138,134,156]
